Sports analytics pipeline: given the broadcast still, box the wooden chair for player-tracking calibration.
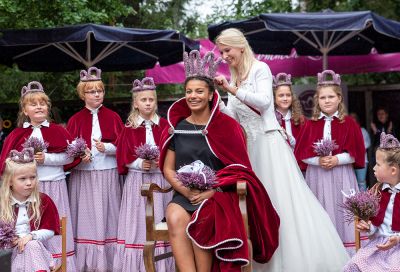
[141,181,252,272]
[51,217,67,272]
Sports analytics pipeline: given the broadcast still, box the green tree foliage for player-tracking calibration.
[302,0,400,20]
[205,0,292,25]
[0,0,134,28]
[0,0,135,103]
[0,0,197,104]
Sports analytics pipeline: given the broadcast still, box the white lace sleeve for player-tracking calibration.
[220,94,239,120]
[235,62,273,112]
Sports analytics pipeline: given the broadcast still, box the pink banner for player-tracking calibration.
[146,39,400,84]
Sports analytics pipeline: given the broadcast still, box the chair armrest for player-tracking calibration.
[237,181,247,197]
[141,183,173,241]
[141,183,173,197]
[237,180,250,237]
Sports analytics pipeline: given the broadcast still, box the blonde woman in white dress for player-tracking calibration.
[214,28,349,272]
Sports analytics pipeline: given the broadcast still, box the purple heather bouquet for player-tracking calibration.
[0,220,17,249]
[275,110,283,126]
[66,137,88,159]
[176,160,217,190]
[22,137,49,154]
[341,189,380,223]
[135,143,160,161]
[313,138,339,156]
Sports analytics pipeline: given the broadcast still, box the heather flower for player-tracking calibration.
[66,138,88,159]
[135,143,159,161]
[341,189,380,223]
[22,137,49,154]
[313,138,339,156]
[176,160,217,190]
[0,221,17,249]
[275,110,283,126]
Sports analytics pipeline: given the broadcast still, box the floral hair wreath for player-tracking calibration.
[380,132,400,149]
[80,66,102,82]
[131,77,156,92]
[273,73,292,88]
[21,81,45,97]
[317,70,341,86]
[9,147,35,163]
[183,50,222,79]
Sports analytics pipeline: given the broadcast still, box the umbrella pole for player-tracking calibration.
[323,50,328,70]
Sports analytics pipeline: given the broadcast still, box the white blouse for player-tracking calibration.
[11,196,54,241]
[127,115,160,172]
[75,105,118,171]
[23,120,72,181]
[303,111,354,166]
[369,183,400,238]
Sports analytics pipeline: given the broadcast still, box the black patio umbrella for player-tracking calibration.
[208,10,400,69]
[0,23,198,72]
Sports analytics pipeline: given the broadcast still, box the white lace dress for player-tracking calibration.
[221,60,349,272]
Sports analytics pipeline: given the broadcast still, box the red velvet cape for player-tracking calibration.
[371,188,400,231]
[13,193,60,235]
[0,123,76,174]
[280,115,307,140]
[115,117,168,175]
[159,91,280,271]
[294,116,365,171]
[66,106,123,149]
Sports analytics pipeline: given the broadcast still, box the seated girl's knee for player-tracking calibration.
[166,205,190,229]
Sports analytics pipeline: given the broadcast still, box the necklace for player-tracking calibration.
[188,116,206,131]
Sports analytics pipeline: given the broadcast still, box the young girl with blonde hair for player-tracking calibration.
[113,77,173,271]
[295,70,366,256]
[344,132,400,271]
[0,81,77,270]
[0,148,60,271]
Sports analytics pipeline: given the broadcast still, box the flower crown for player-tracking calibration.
[183,50,222,79]
[317,70,341,86]
[380,132,400,149]
[131,77,156,93]
[9,148,35,163]
[273,73,292,88]
[80,67,102,82]
[21,81,45,97]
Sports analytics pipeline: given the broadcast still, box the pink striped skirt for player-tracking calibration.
[39,179,77,271]
[113,170,174,272]
[68,168,121,272]
[343,235,400,271]
[12,240,53,272]
[306,164,368,256]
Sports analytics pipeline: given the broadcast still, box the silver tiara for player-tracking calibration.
[317,70,341,86]
[131,77,156,92]
[80,66,102,82]
[9,148,35,163]
[21,81,45,97]
[183,50,222,79]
